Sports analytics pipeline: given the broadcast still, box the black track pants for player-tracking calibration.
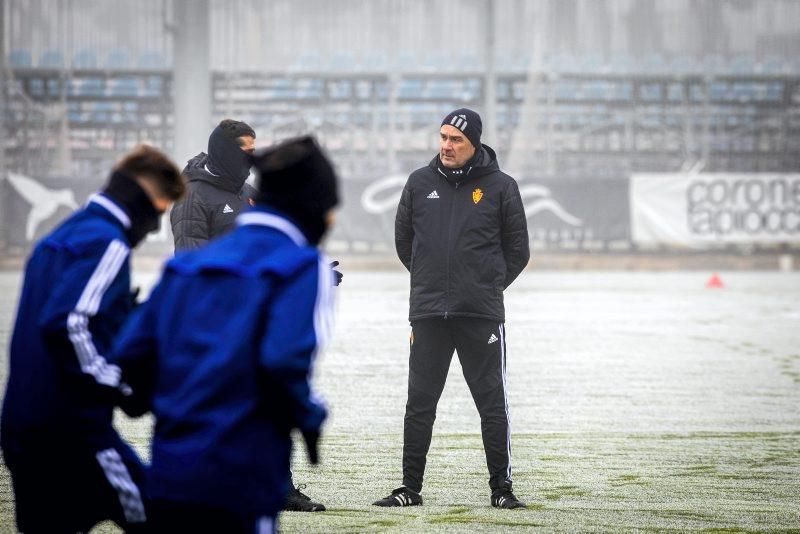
[402,317,513,493]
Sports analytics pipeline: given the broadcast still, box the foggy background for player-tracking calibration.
[1,0,799,260]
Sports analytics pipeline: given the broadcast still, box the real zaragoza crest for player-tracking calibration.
[472,188,483,204]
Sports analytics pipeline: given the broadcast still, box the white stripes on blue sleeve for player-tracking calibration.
[66,239,129,387]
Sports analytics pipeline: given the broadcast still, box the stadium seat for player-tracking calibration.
[294,53,322,72]
[270,78,296,99]
[765,82,783,102]
[709,81,727,102]
[395,53,418,72]
[297,78,324,99]
[607,55,634,74]
[73,50,98,69]
[138,51,167,69]
[639,83,662,101]
[760,55,786,75]
[730,55,756,74]
[553,80,578,100]
[580,53,604,73]
[496,81,510,100]
[703,54,725,74]
[422,80,444,100]
[642,53,667,74]
[39,50,64,69]
[670,56,700,74]
[666,83,684,102]
[28,78,45,97]
[398,79,423,99]
[497,54,529,73]
[329,53,355,72]
[361,54,387,73]
[328,80,352,99]
[421,54,448,72]
[106,50,130,70]
[67,77,104,97]
[142,76,164,97]
[464,78,481,100]
[551,54,579,74]
[9,49,32,68]
[109,77,139,97]
[456,53,480,71]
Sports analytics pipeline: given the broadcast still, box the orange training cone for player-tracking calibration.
[705,273,724,289]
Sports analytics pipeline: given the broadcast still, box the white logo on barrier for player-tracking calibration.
[6,173,78,241]
[517,184,583,227]
[361,174,583,227]
[631,173,800,246]
[360,174,409,214]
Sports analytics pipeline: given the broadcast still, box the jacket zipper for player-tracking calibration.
[444,180,460,320]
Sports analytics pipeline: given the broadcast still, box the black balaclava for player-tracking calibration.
[103,171,160,247]
[206,125,252,190]
[252,136,339,245]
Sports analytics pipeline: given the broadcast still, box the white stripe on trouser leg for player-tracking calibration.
[499,323,512,483]
[95,448,146,523]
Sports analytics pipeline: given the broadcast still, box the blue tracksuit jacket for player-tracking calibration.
[1,194,135,453]
[109,206,333,517]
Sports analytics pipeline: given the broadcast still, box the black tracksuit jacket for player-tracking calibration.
[170,153,255,251]
[395,145,530,322]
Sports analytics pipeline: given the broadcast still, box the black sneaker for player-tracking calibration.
[284,484,326,512]
[491,489,526,509]
[372,487,423,507]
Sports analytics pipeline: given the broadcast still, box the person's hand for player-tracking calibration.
[302,429,320,464]
[330,261,343,286]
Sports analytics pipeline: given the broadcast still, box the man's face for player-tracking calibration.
[238,135,256,154]
[439,125,475,169]
[324,210,336,229]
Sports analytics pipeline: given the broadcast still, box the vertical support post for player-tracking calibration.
[0,0,9,250]
[172,0,211,167]
[483,0,497,148]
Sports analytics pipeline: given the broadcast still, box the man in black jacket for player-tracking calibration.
[170,120,327,512]
[171,119,257,251]
[374,108,530,509]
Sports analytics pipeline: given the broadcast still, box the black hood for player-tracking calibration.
[206,124,252,189]
[430,144,499,184]
[181,152,246,194]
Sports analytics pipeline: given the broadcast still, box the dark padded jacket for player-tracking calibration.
[170,153,254,251]
[395,145,530,322]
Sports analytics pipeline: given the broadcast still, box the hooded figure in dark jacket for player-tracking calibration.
[375,108,529,510]
[170,119,257,251]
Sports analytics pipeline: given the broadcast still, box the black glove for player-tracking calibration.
[330,261,343,286]
[302,429,320,465]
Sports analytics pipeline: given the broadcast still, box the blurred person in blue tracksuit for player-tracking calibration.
[108,136,339,533]
[0,146,185,533]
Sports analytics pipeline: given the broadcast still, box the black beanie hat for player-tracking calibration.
[441,108,482,149]
[251,136,339,245]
